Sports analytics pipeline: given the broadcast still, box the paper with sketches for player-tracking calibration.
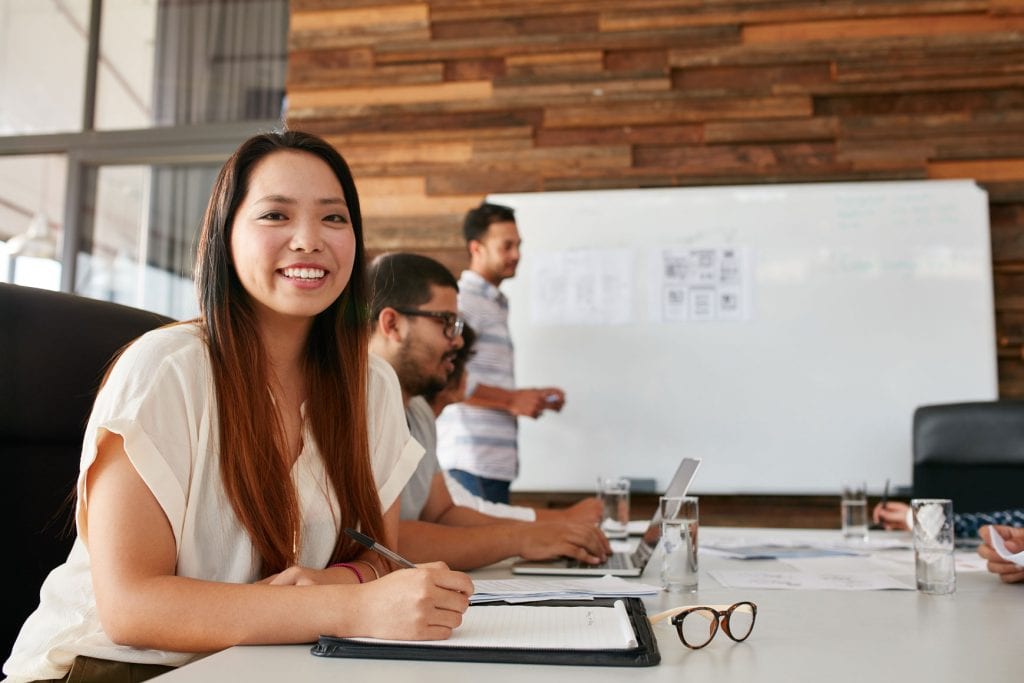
[648,246,751,323]
[529,248,632,325]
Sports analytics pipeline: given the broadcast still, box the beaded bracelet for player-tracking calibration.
[329,562,364,583]
[352,559,381,581]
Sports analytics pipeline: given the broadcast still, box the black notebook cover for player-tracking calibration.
[310,597,660,667]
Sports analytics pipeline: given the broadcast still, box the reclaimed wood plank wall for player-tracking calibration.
[287,0,1024,396]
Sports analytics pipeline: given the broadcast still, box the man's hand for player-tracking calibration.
[516,522,612,564]
[978,525,1024,583]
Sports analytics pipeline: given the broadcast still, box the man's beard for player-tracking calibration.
[395,344,447,397]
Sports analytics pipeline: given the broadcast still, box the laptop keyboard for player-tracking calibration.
[566,552,633,571]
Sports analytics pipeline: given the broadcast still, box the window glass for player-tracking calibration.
[0,0,90,134]
[0,154,67,289]
[96,0,288,129]
[75,163,216,319]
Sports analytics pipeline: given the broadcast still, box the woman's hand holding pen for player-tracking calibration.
[356,562,474,640]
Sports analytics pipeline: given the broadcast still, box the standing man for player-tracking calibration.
[436,202,565,504]
[368,252,609,570]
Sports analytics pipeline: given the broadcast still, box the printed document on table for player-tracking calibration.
[709,570,915,591]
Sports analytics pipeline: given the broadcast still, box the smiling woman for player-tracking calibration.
[2,131,473,683]
[228,149,357,326]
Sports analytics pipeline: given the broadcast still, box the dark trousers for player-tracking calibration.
[448,469,511,504]
[34,655,174,683]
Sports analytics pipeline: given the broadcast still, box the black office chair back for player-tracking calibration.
[0,283,174,658]
[913,401,1024,514]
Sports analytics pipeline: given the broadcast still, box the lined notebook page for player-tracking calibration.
[350,600,638,650]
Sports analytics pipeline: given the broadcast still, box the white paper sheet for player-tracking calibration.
[471,575,661,604]
[709,569,915,591]
[988,529,1024,566]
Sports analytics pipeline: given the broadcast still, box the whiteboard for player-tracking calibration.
[489,180,997,495]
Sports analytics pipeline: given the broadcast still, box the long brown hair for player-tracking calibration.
[194,130,384,575]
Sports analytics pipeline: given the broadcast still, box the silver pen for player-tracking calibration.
[344,528,416,569]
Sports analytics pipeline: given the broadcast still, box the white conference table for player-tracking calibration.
[154,527,1021,682]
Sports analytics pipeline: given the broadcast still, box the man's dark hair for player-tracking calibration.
[463,201,516,244]
[367,252,459,322]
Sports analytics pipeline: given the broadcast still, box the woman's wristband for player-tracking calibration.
[352,559,380,581]
[329,562,364,583]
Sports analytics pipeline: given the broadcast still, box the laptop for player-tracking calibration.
[512,457,702,576]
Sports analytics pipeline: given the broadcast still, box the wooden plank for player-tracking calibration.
[673,62,834,94]
[287,62,444,90]
[992,0,1024,14]
[991,203,1024,262]
[544,95,812,127]
[839,111,1024,140]
[470,143,633,172]
[600,1,988,31]
[604,49,669,72]
[670,31,1024,68]
[443,58,506,81]
[705,116,838,143]
[535,123,703,147]
[541,166,924,191]
[432,13,598,40]
[293,0,414,10]
[984,181,1024,203]
[290,4,428,32]
[292,109,542,135]
[742,14,1024,44]
[289,27,430,51]
[506,50,605,77]
[817,88,1024,116]
[928,158,1024,182]
[288,48,374,76]
[633,141,841,174]
[834,43,1024,83]
[425,172,544,195]
[781,73,1024,96]
[493,74,671,101]
[357,176,483,217]
[286,98,547,123]
[363,214,468,251]
[316,126,533,147]
[322,141,475,167]
[372,25,740,63]
[287,81,493,110]
[427,0,985,22]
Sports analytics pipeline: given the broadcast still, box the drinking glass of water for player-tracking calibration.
[840,482,868,543]
[597,476,630,539]
[660,495,699,593]
[912,498,956,595]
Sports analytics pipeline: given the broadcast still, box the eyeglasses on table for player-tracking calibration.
[649,601,757,649]
[392,307,465,340]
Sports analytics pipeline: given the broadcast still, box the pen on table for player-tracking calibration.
[344,528,416,569]
[870,479,890,530]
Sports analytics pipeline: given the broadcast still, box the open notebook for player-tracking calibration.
[311,597,660,667]
[513,457,701,576]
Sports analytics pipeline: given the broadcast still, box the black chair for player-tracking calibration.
[0,283,174,658]
[913,400,1024,514]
